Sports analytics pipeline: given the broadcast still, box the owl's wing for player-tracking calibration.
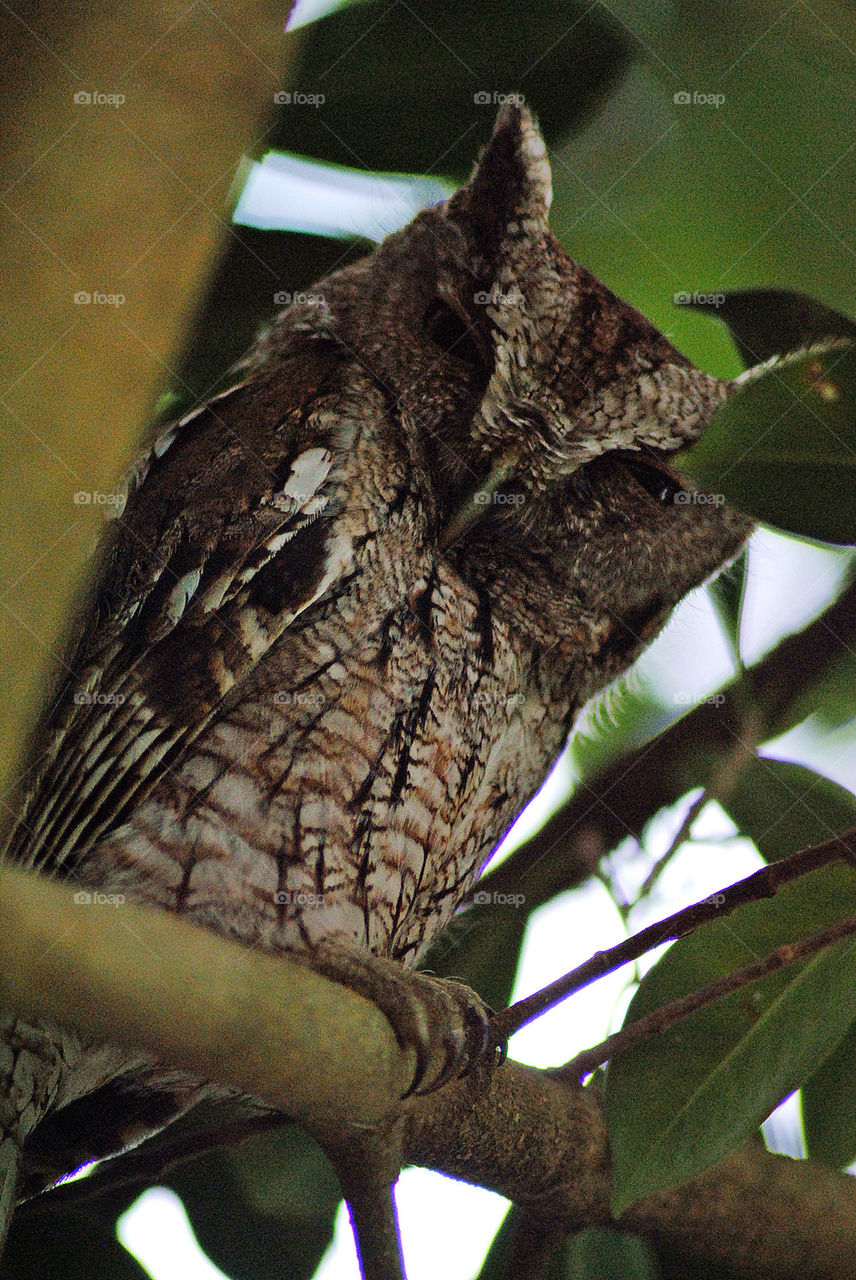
[6,339,363,875]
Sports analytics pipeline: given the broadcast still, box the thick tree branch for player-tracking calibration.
[0,865,412,1128]
[0,1,295,799]
[3,865,856,1279]
[403,1066,856,1280]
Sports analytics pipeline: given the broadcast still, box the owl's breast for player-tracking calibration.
[75,540,573,964]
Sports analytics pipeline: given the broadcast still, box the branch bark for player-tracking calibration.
[404,1066,856,1280]
[2,865,855,1279]
[0,1,295,800]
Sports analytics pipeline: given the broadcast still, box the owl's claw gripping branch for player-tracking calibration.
[309,945,497,1096]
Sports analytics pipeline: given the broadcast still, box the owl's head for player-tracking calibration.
[268,104,750,685]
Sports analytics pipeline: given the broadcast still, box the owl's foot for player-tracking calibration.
[309,944,502,1096]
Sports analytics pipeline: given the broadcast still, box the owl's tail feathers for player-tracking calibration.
[0,1018,77,1259]
[0,1016,71,1260]
[0,1131,21,1258]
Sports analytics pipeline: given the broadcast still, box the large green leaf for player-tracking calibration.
[165,1123,340,1280]
[2,1206,152,1280]
[805,644,856,730]
[688,288,856,368]
[274,0,633,176]
[706,553,747,660]
[605,863,856,1214]
[474,1215,661,1280]
[422,898,528,1012]
[677,342,856,545]
[724,758,856,863]
[803,1018,856,1169]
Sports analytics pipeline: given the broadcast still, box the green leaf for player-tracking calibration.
[422,898,528,1012]
[678,342,856,545]
[707,552,747,658]
[569,1228,661,1279]
[807,643,856,729]
[724,758,856,862]
[605,863,856,1214]
[803,1018,856,1168]
[474,1216,660,1280]
[276,1,633,178]
[2,1207,151,1280]
[569,675,673,783]
[688,288,856,368]
[166,1123,340,1280]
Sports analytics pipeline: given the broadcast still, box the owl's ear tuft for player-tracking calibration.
[446,102,552,263]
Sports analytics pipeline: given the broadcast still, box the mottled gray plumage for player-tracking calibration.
[0,104,749,1224]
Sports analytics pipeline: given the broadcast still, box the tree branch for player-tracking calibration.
[4,865,856,1279]
[0,865,412,1129]
[403,1065,856,1280]
[492,828,855,1039]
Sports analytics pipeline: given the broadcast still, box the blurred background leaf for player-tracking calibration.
[689,288,856,368]
[677,342,856,544]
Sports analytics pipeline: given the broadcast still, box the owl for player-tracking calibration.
[0,103,749,1223]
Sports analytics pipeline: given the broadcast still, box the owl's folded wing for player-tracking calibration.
[5,339,363,875]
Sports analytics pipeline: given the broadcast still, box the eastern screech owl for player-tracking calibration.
[0,104,749,1209]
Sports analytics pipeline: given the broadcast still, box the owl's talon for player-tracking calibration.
[306,945,497,1097]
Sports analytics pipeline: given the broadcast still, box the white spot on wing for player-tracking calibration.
[163,568,202,626]
[153,426,178,459]
[273,447,333,510]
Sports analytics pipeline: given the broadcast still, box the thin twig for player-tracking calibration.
[491,829,856,1041]
[557,912,856,1081]
[636,788,710,901]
